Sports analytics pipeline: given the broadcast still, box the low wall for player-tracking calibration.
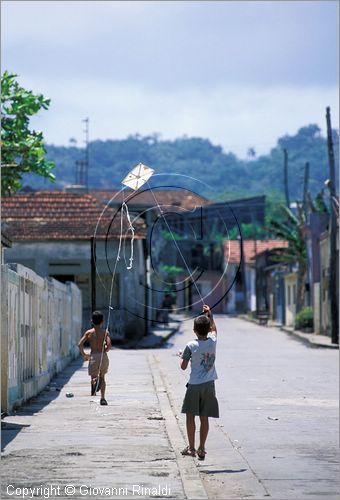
[1,264,82,412]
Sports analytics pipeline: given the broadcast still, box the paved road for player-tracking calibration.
[154,315,339,499]
[1,316,338,500]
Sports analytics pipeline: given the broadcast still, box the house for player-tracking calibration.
[224,240,289,315]
[2,190,147,340]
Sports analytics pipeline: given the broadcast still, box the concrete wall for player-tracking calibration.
[4,239,147,339]
[1,263,82,413]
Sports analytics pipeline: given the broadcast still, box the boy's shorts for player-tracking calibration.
[181,380,219,418]
[88,352,109,377]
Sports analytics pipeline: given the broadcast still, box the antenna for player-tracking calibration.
[75,117,89,187]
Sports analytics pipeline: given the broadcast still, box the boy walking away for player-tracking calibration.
[78,311,112,406]
[180,304,218,460]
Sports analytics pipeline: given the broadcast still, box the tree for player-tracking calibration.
[1,71,55,194]
[267,204,307,313]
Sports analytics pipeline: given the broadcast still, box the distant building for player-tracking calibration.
[225,240,289,315]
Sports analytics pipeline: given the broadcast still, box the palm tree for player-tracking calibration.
[267,204,307,313]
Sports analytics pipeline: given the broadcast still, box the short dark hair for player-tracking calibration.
[194,315,211,336]
[92,310,104,325]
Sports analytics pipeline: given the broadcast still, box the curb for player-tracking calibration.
[148,354,208,500]
[237,314,338,349]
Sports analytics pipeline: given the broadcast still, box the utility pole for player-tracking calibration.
[303,161,311,307]
[238,234,247,314]
[90,236,96,313]
[75,118,89,188]
[326,106,338,344]
[283,149,290,208]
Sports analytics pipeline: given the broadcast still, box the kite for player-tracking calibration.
[122,163,155,191]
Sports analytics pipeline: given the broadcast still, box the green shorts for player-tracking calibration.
[181,380,219,418]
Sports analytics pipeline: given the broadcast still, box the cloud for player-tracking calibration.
[2,1,338,158]
[2,1,338,88]
[22,75,339,158]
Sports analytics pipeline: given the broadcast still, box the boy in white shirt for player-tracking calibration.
[180,304,219,460]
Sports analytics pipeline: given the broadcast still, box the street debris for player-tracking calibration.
[66,393,74,398]
[267,416,279,421]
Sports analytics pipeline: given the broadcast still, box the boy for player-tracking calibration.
[78,311,112,406]
[180,304,218,460]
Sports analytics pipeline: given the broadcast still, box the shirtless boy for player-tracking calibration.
[78,310,111,405]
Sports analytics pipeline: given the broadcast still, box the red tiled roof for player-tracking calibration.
[91,189,209,211]
[1,191,146,241]
[224,240,289,264]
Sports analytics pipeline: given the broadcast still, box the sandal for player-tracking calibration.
[181,446,196,457]
[197,448,206,461]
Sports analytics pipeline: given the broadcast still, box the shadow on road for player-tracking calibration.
[199,468,247,474]
[4,356,84,418]
[1,422,30,452]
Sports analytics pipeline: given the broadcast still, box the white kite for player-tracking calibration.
[122,163,155,191]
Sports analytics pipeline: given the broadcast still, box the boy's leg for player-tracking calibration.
[186,413,196,450]
[100,376,106,399]
[198,416,209,450]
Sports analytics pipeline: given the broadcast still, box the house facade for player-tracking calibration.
[2,191,147,340]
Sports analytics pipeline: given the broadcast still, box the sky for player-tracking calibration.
[2,0,339,158]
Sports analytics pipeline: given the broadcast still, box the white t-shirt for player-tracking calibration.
[182,332,217,385]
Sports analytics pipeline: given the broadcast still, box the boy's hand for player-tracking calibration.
[202,304,211,315]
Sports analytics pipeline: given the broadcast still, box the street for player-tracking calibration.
[1,316,338,500]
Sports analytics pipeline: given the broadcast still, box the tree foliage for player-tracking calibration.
[23,124,338,204]
[267,204,307,312]
[1,71,55,194]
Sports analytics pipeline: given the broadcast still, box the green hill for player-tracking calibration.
[23,124,338,201]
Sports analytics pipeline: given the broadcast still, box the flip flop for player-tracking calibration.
[181,446,196,457]
[197,448,206,461]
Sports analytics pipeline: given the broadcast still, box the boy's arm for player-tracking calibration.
[78,331,90,360]
[181,359,189,370]
[180,345,191,370]
[104,331,112,352]
[203,304,217,336]
[210,318,217,336]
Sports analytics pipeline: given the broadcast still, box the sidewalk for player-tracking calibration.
[238,314,339,349]
[1,340,207,499]
[127,314,184,349]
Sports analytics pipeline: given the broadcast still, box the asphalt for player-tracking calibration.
[238,314,339,349]
[1,314,338,500]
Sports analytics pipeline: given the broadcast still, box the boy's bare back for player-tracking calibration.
[85,327,108,353]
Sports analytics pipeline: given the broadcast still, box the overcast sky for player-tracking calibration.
[2,0,339,158]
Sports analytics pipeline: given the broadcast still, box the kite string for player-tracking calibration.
[94,195,127,394]
[145,180,205,306]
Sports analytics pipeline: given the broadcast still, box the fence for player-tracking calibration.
[1,264,82,413]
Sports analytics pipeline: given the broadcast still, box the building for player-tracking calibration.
[224,240,289,315]
[2,190,147,340]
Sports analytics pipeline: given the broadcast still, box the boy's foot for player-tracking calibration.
[181,446,196,457]
[197,447,206,461]
[100,398,108,406]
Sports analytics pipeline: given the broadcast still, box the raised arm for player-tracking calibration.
[202,304,217,336]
